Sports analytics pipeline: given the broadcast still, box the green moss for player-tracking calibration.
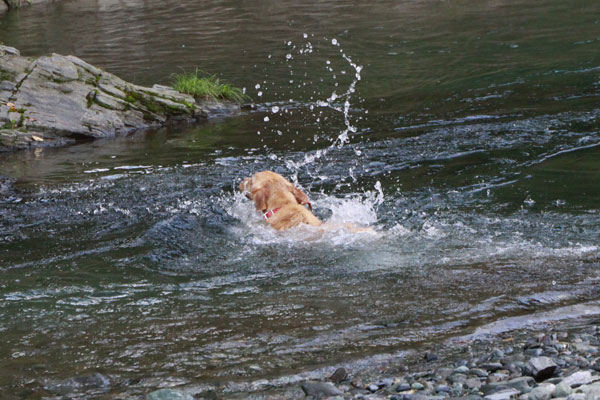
[3,120,17,129]
[124,90,160,114]
[86,90,96,108]
[172,69,249,103]
[0,71,12,82]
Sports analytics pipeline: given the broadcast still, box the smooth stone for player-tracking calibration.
[436,385,451,393]
[572,344,598,354]
[456,366,471,374]
[562,371,593,388]
[492,349,505,360]
[395,395,447,400]
[471,369,490,378]
[506,377,535,394]
[426,352,440,362]
[396,383,412,392]
[525,349,544,357]
[553,381,573,398]
[412,382,425,390]
[146,389,194,400]
[438,368,455,379]
[579,383,600,400]
[329,367,348,384]
[451,383,465,397]
[466,378,482,390]
[528,357,558,382]
[481,382,510,396]
[378,378,394,387]
[301,381,343,397]
[449,374,468,384]
[482,377,534,396]
[368,384,380,392]
[529,383,556,400]
[566,395,585,400]
[484,388,521,400]
[481,363,504,373]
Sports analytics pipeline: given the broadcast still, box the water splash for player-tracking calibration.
[284,37,364,171]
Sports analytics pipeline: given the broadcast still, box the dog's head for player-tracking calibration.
[239,171,312,212]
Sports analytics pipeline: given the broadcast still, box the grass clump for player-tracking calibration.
[172,69,249,103]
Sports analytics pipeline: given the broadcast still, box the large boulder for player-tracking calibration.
[0,45,240,151]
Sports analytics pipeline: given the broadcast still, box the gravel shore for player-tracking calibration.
[201,319,600,400]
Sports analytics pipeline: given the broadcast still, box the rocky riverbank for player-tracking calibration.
[0,45,240,152]
[200,320,599,400]
[35,319,600,399]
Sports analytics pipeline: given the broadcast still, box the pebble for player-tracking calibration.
[436,384,450,393]
[480,363,504,373]
[396,383,412,392]
[289,326,600,400]
[552,381,572,398]
[528,357,557,382]
[301,381,343,397]
[369,384,380,392]
[483,388,521,400]
[465,378,482,390]
[471,368,490,378]
[562,370,592,387]
[146,389,194,400]
[330,367,349,384]
[528,383,555,400]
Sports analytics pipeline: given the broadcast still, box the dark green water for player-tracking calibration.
[1,0,600,398]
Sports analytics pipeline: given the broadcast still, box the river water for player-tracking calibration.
[1,0,600,398]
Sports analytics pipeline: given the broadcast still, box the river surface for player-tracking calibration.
[1,0,600,398]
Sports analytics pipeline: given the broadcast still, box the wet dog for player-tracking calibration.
[239,170,373,232]
[239,170,321,230]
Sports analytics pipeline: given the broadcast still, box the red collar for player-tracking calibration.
[263,207,282,220]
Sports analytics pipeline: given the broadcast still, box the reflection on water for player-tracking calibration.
[1,0,600,397]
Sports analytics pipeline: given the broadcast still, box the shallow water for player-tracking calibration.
[1,0,600,397]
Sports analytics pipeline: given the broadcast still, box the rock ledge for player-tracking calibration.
[0,45,240,151]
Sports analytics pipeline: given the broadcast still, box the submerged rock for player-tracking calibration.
[0,45,240,151]
[146,388,194,400]
[43,372,110,396]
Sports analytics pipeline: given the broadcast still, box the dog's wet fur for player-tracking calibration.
[240,170,373,233]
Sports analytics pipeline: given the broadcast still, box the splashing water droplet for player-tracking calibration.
[264,116,270,122]
[271,106,280,113]
[286,53,293,60]
[255,84,261,89]
[257,91,263,97]
[326,60,331,65]
[331,38,338,46]
[303,33,308,39]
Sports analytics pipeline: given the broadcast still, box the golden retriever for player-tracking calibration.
[239,170,373,232]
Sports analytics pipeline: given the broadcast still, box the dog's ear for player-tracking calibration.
[252,188,269,212]
[291,186,312,210]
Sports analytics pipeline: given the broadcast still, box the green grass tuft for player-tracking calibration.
[172,69,249,103]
